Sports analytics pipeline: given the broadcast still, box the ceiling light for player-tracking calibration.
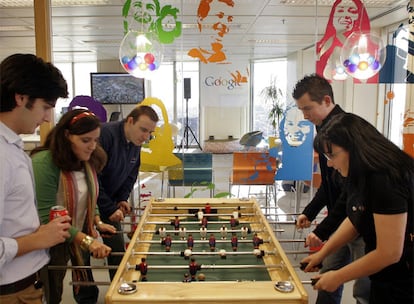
[0,25,33,31]
[0,0,110,8]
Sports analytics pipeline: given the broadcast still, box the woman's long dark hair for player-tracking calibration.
[314,113,414,193]
[31,109,107,172]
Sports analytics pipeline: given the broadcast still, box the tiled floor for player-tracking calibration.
[62,153,354,303]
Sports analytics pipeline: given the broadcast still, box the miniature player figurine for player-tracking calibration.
[240,226,249,239]
[164,234,172,252]
[187,233,194,250]
[209,233,216,251]
[197,208,204,221]
[204,202,211,214]
[220,225,228,240]
[200,225,207,240]
[230,215,239,229]
[158,226,167,241]
[135,257,148,281]
[179,226,187,240]
[173,216,180,235]
[231,233,238,251]
[232,207,240,219]
[189,258,201,281]
[183,273,191,283]
[252,233,263,249]
[201,216,208,228]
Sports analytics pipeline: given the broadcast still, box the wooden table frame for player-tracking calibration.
[105,198,308,304]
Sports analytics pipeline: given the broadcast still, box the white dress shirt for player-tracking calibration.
[0,122,49,285]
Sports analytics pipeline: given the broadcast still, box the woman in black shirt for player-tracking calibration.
[301,113,413,304]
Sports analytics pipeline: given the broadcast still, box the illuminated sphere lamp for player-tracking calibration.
[327,62,348,81]
[119,30,164,78]
[325,54,348,81]
[340,32,386,80]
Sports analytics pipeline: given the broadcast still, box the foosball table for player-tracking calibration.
[105,198,308,303]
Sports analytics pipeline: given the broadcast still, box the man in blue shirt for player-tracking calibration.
[98,105,158,280]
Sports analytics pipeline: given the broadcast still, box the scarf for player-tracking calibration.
[60,161,99,293]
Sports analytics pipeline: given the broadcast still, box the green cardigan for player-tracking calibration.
[32,150,98,243]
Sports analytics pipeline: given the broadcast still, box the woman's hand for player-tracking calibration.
[89,240,112,259]
[312,270,342,292]
[305,232,323,248]
[296,214,311,229]
[300,251,324,272]
[97,221,117,238]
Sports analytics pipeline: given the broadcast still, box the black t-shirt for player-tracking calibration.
[346,173,413,281]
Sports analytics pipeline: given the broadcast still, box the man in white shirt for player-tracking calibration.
[0,54,71,303]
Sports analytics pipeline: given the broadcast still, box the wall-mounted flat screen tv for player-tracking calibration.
[90,73,145,104]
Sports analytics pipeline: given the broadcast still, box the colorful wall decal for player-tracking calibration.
[189,0,234,64]
[139,97,182,169]
[230,68,249,84]
[275,106,314,182]
[316,0,378,83]
[122,0,182,44]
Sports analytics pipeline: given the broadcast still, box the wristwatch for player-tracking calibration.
[80,235,94,251]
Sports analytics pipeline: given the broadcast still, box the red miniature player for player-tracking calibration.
[209,233,216,251]
[189,258,201,281]
[187,234,194,250]
[204,202,211,214]
[201,216,208,228]
[135,257,148,281]
[252,233,263,249]
[172,216,180,235]
[231,233,238,251]
[164,234,172,252]
[230,215,239,229]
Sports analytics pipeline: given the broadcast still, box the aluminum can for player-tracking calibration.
[49,205,69,222]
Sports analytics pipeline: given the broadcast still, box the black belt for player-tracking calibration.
[0,273,39,296]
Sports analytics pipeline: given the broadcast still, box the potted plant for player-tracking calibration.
[259,77,284,148]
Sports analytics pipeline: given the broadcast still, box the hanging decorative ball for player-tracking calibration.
[119,30,164,78]
[340,32,386,80]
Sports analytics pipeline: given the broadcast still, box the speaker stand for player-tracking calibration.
[179,97,202,150]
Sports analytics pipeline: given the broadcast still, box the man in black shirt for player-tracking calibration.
[292,74,370,304]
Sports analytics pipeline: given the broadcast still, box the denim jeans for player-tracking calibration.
[41,242,98,304]
[316,236,370,304]
[101,220,125,281]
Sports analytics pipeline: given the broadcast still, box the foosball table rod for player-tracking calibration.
[123,249,275,257]
[147,213,255,217]
[135,239,271,244]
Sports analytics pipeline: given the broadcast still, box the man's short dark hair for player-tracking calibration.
[1,53,68,112]
[292,73,335,104]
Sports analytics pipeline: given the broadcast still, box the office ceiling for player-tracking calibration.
[0,0,409,64]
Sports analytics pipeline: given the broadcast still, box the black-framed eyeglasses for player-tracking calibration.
[323,149,343,161]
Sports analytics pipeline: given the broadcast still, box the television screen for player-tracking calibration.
[90,73,145,104]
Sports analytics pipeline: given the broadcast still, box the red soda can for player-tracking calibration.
[49,205,69,222]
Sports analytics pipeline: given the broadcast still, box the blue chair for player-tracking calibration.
[167,152,213,197]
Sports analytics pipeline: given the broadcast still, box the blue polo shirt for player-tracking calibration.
[97,121,141,217]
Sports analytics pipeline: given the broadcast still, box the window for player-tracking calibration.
[252,60,287,138]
